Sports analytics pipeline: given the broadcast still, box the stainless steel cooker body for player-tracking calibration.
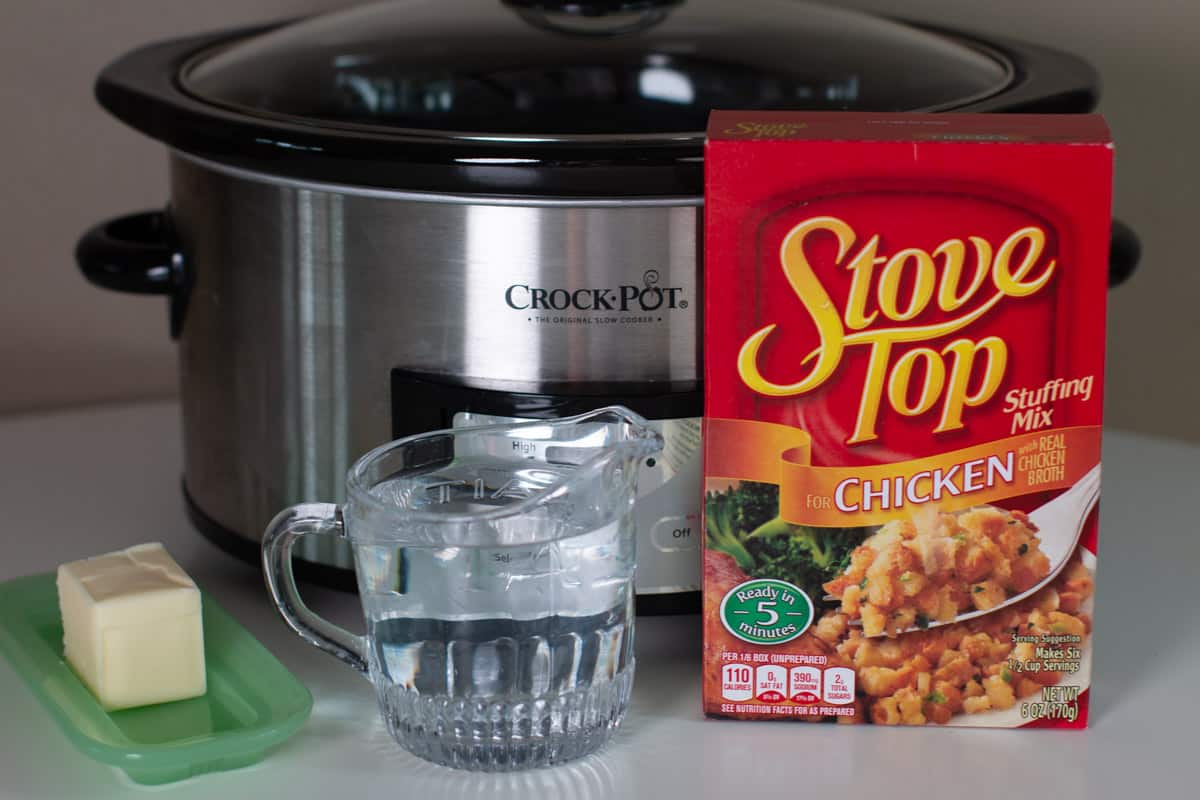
[168,154,703,594]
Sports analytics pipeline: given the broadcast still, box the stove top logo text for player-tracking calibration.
[505,270,688,314]
[738,215,1057,445]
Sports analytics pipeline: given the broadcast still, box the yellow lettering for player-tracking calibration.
[878,248,936,321]
[844,235,881,330]
[737,216,1048,444]
[994,227,1056,297]
[935,337,1009,433]
[737,217,853,396]
[848,338,895,444]
[935,236,991,311]
[887,348,947,416]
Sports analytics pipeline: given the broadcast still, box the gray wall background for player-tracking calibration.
[1,0,1196,441]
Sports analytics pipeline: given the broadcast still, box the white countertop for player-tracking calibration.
[0,401,1195,799]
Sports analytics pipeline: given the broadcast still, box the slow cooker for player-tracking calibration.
[77,0,1139,613]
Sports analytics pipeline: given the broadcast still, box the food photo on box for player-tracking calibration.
[1,0,1198,796]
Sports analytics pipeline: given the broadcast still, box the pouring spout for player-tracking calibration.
[341,405,663,548]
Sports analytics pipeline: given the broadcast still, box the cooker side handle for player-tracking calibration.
[1109,219,1141,288]
[75,210,190,338]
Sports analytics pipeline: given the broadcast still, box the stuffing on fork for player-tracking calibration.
[811,557,1094,725]
[823,505,1052,637]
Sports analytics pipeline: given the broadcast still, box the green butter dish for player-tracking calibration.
[0,572,312,785]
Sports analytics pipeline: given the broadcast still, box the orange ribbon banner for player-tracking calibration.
[705,418,1101,527]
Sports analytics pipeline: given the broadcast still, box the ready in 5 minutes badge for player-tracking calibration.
[719,578,814,645]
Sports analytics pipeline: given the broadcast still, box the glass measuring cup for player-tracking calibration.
[263,406,662,771]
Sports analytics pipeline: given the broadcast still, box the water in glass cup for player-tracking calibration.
[264,408,660,771]
[360,463,636,769]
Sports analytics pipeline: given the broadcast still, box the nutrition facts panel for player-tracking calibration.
[719,656,856,717]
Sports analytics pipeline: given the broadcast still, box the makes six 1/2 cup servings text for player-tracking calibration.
[702,112,1111,728]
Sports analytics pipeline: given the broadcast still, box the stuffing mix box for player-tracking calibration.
[703,112,1111,727]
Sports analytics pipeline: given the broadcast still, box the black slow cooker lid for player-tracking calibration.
[182,0,1010,137]
[97,0,1098,196]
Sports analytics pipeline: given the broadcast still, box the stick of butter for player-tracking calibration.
[56,543,206,711]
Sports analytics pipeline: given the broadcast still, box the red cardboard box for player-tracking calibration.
[702,112,1112,727]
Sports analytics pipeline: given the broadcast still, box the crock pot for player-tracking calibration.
[76,0,1139,613]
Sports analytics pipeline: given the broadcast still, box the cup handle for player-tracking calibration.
[262,503,369,675]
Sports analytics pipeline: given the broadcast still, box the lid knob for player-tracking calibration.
[502,0,683,37]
